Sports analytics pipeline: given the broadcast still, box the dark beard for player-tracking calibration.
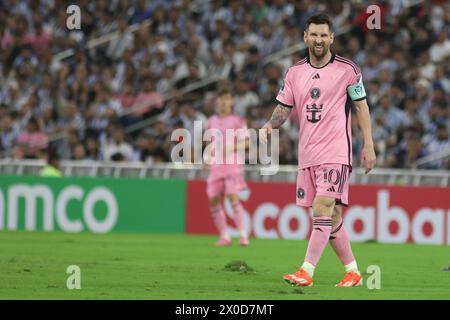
[311,46,328,59]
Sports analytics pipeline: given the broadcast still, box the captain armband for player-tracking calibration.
[347,76,367,101]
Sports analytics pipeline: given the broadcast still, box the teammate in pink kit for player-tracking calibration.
[206,88,249,247]
[260,14,376,287]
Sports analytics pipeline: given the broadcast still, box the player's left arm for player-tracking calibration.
[353,99,376,174]
[348,76,377,174]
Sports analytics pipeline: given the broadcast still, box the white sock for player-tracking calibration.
[301,261,315,277]
[344,260,359,274]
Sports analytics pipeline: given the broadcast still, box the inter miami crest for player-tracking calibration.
[310,87,321,99]
[297,187,305,199]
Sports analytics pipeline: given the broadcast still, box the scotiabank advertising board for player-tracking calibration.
[186,180,450,245]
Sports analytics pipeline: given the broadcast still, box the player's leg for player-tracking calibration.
[207,177,231,246]
[330,206,362,287]
[330,205,357,268]
[224,175,249,246]
[284,166,326,287]
[317,163,361,286]
[225,193,249,246]
[284,195,335,287]
[302,195,336,274]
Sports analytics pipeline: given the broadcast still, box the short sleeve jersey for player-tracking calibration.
[276,52,366,170]
[207,113,248,177]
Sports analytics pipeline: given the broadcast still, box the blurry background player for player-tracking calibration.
[205,88,249,247]
[260,14,376,287]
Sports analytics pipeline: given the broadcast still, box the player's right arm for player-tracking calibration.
[259,105,292,144]
[260,68,295,144]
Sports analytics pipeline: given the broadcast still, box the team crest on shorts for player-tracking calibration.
[297,187,305,199]
[310,87,321,99]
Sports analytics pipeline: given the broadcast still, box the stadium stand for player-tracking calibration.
[0,0,449,170]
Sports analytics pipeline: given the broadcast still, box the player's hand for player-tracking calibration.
[361,144,376,174]
[259,122,273,144]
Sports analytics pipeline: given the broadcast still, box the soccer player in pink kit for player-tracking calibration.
[206,88,249,247]
[260,14,376,287]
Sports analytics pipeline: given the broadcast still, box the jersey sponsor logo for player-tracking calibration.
[310,87,321,99]
[305,103,323,123]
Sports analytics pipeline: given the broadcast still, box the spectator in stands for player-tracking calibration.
[58,101,86,136]
[241,46,261,86]
[403,97,423,128]
[130,0,153,24]
[260,78,281,109]
[132,132,168,164]
[72,143,86,161]
[157,99,183,129]
[387,126,426,168]
[429,30,450,63]
[58,128,81,160]
[251,0,269,24]
[133,77,164,118]
[22,19,52,57]
[257,19,283,56]
[233,21,258,52]
[0,0,448,171]
[146,135,169,163]
[180,102,207,138]
[107,16,134,62]
[132,133,151,162]
[85,136,103,161]
[232,76,259,117]
[102,125,133,162]
[0,111,20,151]
[86,85,123,137]
[15,117,48,159]
[423,123,450,168]
[373,94,407,134]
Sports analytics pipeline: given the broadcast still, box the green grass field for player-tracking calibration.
[0,231,449,300]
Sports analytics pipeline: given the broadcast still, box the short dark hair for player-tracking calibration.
[217,87,233,97]
[305,13,333,32]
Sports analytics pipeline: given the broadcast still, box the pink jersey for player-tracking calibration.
[276,53,365,170]
[207,113,248,178]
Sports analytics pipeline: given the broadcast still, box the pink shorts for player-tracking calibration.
[296,163,351,207]
[206,173,248,198]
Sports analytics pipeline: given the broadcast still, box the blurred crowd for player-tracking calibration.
[0,0,449,170]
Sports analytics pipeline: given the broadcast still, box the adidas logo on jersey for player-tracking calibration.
[313,73,320,79]
[327,186,336,192]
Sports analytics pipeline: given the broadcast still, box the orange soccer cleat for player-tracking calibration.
[283,268,313,287]
[335,271,363,287]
